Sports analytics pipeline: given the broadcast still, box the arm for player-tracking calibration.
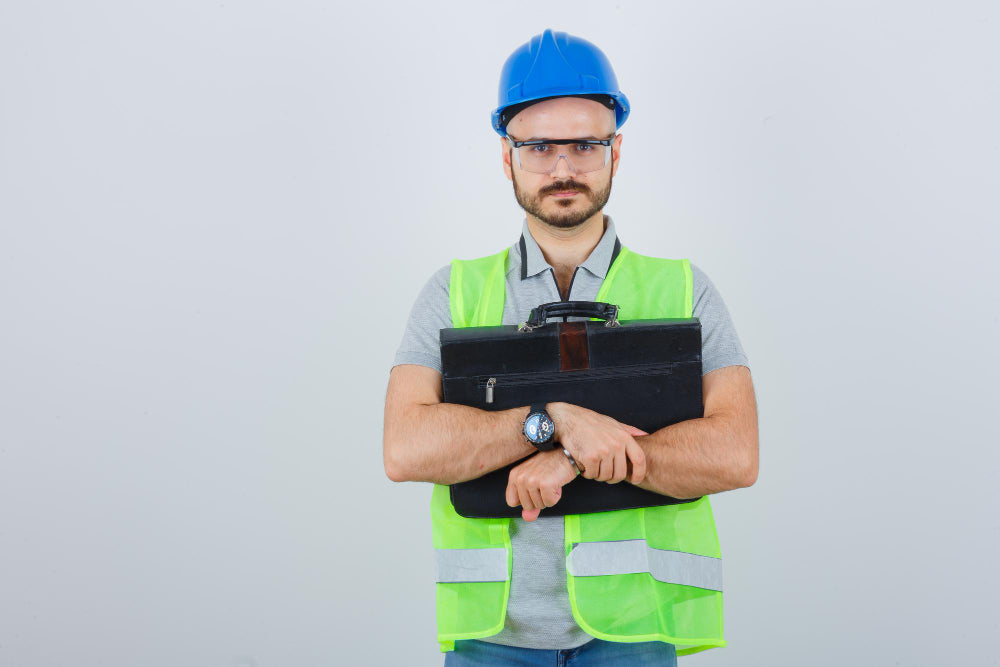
[383,274,643,485]
[383,266,538,484]
[632,364,759,499]
[382,364,646,487]
[504,269,755,508]
[501,366,756,519]
[382,363,537,484]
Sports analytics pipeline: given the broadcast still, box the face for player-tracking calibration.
[502,96,623,230]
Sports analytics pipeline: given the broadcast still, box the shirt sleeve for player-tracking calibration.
[391,263,452,373]
[690,262,750,375]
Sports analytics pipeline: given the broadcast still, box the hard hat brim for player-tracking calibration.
[492,91,631,137]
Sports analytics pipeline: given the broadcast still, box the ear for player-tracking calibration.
[610,133,623,178]
[501,137,513,181]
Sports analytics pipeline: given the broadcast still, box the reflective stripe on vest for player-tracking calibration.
[435,547,508,583]
[567,539,723,592]
[433,243,725,657]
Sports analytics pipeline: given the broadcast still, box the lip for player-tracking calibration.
[549,191,580,197]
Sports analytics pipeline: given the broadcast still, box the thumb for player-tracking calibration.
[522,507,541,522]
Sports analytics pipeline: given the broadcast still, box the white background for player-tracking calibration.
[1,1,998,665]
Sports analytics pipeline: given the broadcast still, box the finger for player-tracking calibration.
[527,486,545,512]
[578,452,598,480]
[625,439,647,484]
[596,456,613,482]
[522,507,541,522]
[540,485,562,507]
[506,481,520,507]
[609,448,627,484]
[517,485,534,512]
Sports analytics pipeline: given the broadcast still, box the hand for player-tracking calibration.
[548,403,648,485]
[505,449,578,522]
[619,422,648,481]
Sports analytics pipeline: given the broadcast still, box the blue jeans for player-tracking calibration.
[443,638,677,666]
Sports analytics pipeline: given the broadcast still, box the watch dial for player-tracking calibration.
[525,413,553,443]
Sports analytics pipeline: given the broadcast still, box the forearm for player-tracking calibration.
[632,412,758,499]
[384,403,536,484]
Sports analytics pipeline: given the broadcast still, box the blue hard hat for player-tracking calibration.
[492,29,630,137]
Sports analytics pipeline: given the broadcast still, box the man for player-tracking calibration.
[383,29,758,666]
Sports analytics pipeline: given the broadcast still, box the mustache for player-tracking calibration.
[539,180,590,196]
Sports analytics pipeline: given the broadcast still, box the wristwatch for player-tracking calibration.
[522,403,556,451]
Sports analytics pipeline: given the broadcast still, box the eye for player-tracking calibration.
[530,144,552,153]
[575,144,594,153]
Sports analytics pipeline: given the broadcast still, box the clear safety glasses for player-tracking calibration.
[507,135,616,174]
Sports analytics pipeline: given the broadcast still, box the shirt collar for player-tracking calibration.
[514,215,622,281]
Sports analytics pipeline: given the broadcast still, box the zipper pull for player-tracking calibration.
[485,377,496,404]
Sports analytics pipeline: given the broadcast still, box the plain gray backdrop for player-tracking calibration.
[2,1,998,665]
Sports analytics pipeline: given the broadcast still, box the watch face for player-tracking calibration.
[524,412,554,444]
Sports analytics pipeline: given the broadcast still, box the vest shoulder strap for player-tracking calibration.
[449,243,693,326]
[449,248,509,328]
[597,246,693,319]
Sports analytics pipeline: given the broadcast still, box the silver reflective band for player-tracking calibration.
[566,539,723,592]
[435,547,508,583]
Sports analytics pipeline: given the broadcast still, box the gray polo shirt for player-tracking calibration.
[391,215,749,650]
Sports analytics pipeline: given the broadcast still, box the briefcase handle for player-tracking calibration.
[518,301,621,332]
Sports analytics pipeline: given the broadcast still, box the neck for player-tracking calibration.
[526,211,606,272]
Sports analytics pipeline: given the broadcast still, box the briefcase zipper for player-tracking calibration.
[479,363,681,404]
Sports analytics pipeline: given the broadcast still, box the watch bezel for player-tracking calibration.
[523,408,556,451]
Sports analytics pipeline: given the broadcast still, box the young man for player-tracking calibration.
[383,29,758,666]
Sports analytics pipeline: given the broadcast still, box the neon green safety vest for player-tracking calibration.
[432,244,726,656]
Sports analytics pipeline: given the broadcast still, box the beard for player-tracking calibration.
[511,165,613,229]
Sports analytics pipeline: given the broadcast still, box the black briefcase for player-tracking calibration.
[440,301,704,518]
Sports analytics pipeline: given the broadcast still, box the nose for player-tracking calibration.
[550,153,576,179]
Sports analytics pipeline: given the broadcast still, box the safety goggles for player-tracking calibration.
[507,135,616,174]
